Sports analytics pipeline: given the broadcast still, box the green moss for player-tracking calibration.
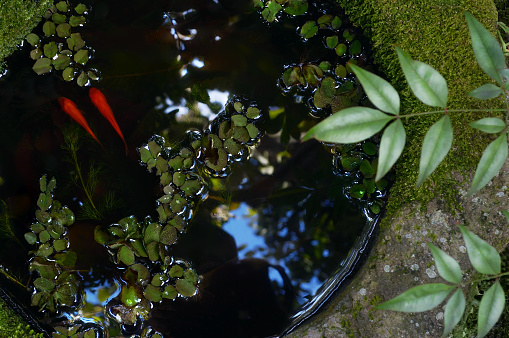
[351,301,363,320]
[0,297,44,337]
[0,0,53,72]
[337,0,503,219]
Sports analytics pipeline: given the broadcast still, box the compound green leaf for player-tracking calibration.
[478,280,505,338]
[428,243,462,284]
[469,117,506,133]
[350,63,400,115]
[467,83,502,100]
[459,225,501,274]
[467,133,508,196]
[396,47,448,107]
[417,115,453,186]
[465,12,505,84]
[303,107,394,143]
[443,288,465,337]
[374,283,454,312]
[376,119,405,181]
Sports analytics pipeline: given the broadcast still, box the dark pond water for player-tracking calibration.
[0,0,385,337]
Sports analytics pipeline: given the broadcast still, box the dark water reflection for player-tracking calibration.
[0,0,379,337]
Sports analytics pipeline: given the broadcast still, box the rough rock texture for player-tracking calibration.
[288,0,508,337]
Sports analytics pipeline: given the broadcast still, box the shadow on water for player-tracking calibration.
[0,0,382,337]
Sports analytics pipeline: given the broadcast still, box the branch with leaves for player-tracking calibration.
[374,225,507,337]
[303,12,509,196]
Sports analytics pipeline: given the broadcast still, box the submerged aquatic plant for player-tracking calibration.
[25,1,98,86]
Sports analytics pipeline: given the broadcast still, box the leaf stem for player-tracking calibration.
[401,108,508,118]
[468,271,509,284]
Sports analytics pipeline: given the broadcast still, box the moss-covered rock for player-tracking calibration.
[0,0,52,73]
[0,297,44,338]
[288,0,509,336]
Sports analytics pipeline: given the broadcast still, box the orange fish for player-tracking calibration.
[89,87,128,153]
[58,97,101,146]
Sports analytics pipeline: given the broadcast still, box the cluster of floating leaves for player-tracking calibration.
[332,140,389,215]
[52,324,98,338]
[94,214,200,324]
[25,1,98,86]
[278,12,366,117]
[91,97,265,326]
[24,176,80,313]
[253,0,309,22]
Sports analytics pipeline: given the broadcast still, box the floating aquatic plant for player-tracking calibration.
[24,176,81,313]
[25,1,98,86]
[253,0,309,23]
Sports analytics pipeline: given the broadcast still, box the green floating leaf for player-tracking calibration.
[326,35,339,49]
[43,41,57,58]
[55,1,68,12]
[468,133,508,195]
[335,43,347,56]
[396,47,448,107]
[175,279,197,297]
[34,277,55,292]
[300,21,318,39]
[56,23,71,38]
[77,71,88,86]
[26,33,40,46]
[75,4,88,15]
[24,232,37,245]
[30,48,42,60]
[478,280,505,337]
[232,115,247,127]
[443,288,465,337]
[43,21,56,37]
[69,15,86,27]
[459,225,501,274]
[261,1,282,22]
[303,107,394,144]
[335,65,347,78]
[37,192,52,211]
[74,49,89,64]
[118,246,135,266]
[469,117,506,134]
[55,251,77,268]
[144,223,161,244]
[52,13,67,24]
[144,284,162,303]
[67,33,86,51]
[169,265,184,278]
[377,119,405,181]
[53,54,71,70]
[350,63,400,115]
[331,16,342,30]
[283,0,308,16]
[163,285,177,299]
[465,12,506,84]
[417,115,453,186]
[62,67,75,81]
[428,243,462,284]
[467,83,503,100]
[349,40,362,55]
[349,184,365,199]
[375,283,454,312]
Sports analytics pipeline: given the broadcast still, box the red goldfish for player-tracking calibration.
[89,87,128,153]
[58,97,101,146]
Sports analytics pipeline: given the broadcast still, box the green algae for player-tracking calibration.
[0,0,53,73]
[0,297,44,338]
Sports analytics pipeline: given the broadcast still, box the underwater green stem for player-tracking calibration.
[0,266,25,288]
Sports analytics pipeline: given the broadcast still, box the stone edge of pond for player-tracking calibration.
[0,0,53,73]
[286,0,508,337]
